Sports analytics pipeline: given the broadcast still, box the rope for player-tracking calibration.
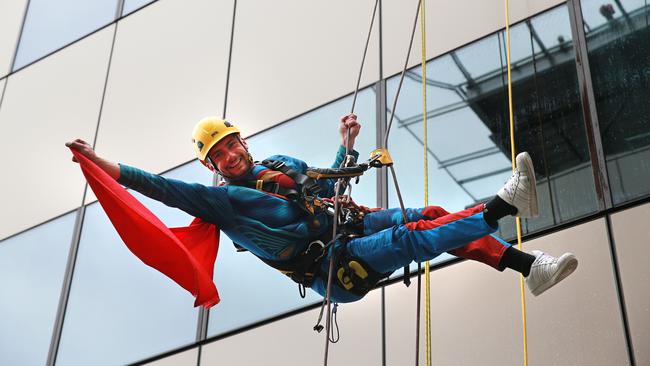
[351,0,380,114]
[321,2,380,364]
[377,1,423,363]
[504,2,529,365]
[384,0,423,147]
[418,0,432,365]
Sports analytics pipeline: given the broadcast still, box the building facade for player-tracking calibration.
[0,0,648,365]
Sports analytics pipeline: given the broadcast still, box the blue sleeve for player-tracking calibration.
[320,146,360,198]
[331,145,359,168]
[117,164,235,227]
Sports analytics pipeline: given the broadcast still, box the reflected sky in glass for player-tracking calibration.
[208,87,378,337]
[56,161,211,366]
[0,212,76,366]
[385,4,598,271]
[122,0,156,16]
[14,0,118,70]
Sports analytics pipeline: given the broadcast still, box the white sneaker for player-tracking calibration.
[526,250,578,296]
[497,152,539,218]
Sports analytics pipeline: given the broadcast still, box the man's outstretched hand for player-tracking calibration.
[66,139,120,179]
[339,113,361,151]
[66,139,98,163]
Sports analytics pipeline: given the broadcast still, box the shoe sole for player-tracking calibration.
[518,152,539,217]
[530,254,578,296]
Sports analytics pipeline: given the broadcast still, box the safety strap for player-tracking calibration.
[258,235,332,288]
[261,159,323,196]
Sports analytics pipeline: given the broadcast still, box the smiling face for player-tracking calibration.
[206,134,252,179]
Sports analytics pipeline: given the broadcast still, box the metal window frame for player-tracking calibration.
[567,0,613,210]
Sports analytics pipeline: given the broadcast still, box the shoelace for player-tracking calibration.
[504,171,521,199]
[534,254,556,266]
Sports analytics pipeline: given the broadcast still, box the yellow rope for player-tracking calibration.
[419,0,432,365]
[504,1,529,365]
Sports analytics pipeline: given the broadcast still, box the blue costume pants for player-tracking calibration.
[310,205,508,303]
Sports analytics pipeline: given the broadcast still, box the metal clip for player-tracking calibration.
[369,148,393,167]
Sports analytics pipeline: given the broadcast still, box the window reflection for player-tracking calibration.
[0,212,76,366]
[582,0,650,204]
[122,0,156,16]
[208,86,378,337]
[387,5,598,250]
[56,162,211,366]
[13,0,118,70]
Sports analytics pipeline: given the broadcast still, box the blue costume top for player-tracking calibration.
[118,146,357,263]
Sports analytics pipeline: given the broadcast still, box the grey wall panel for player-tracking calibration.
[386,218,629,365]
[0,0,27,76]
[610,203,650,366]
[0,26,114,240]
[226,0,380,138]
[382,0,565,78]
[385,256,523,365]
[201,289,382,365]
[142,348,198,366]
[95,0,234,177]
[524,218,628,365]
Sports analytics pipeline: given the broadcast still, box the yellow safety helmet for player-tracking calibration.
[191,116,240,163]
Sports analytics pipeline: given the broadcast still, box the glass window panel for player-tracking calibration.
[530,6,575,51]
[0,0,28,77]
[581,0,650,204]
[13,0,118,70]
[56,162,211,366]
[122,0,156,16]
[208,87,377,337]
[386,4,599,261]
[454,35,502,80]
[0,212,76,366]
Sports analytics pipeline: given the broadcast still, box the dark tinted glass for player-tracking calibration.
[386,5,599,244]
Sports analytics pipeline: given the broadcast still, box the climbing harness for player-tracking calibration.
[228,153,389,298]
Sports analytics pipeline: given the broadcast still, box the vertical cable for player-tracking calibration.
[504,2,529,365]
[351,0,380,114]
[418,0,432,365]
[322,2,382,364]
[222,0,237,120]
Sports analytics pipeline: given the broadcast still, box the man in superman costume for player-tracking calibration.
[66,114,577,307]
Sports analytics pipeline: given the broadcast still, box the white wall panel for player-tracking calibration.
[386,218,629,365]
[201,289,382,365]
[95,0,234,175]
[382,0,565,78]
[226,0,380,137]
[0,0,27,76]
[143,348,198,366]
[385,256,523,365]
[611,203,650,366]
[0,26,114,240]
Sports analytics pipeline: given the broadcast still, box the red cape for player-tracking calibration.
[70,149,220,308]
